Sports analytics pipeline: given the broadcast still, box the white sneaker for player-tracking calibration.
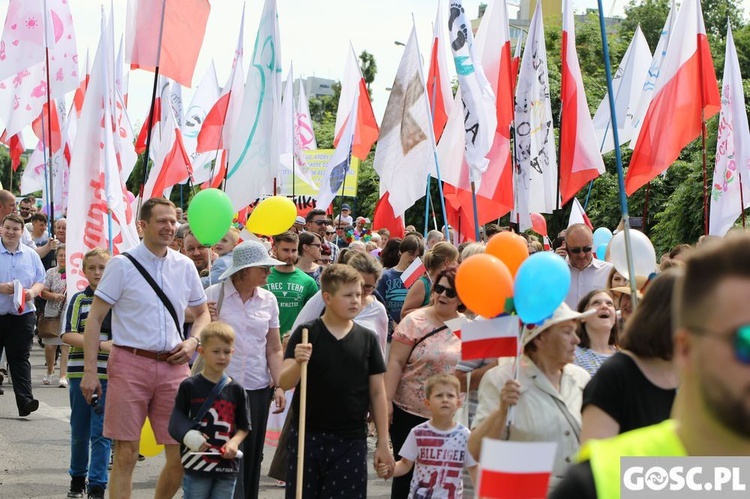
[58,377,68,388]
[42,374,52,385]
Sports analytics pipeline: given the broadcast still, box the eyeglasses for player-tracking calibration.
[433,283,457,299]
[688,324,750,364]
[568,246,593,254]
[308,243,321,248]
[256,265,272,272]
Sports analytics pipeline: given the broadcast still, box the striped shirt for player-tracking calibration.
[574,346,614,376]
[63,287,112,379]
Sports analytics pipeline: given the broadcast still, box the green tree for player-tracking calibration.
[359,50,377,99]
[0,147,24,194]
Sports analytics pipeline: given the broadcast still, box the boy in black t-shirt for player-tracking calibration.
[280,264,396,498]
[169,322,251,498]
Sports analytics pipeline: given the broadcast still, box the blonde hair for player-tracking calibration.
[424,373,461,399]
[200,321,236,346]
[320,264,363,295]
[83,247,111,266]
[423,241,459,272]
[460,242,485,261]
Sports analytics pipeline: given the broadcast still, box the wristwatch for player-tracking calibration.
[191,336,201,347]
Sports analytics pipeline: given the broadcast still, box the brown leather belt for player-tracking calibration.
[116,345,172,362]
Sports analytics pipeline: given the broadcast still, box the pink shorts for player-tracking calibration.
[103,346,189,444]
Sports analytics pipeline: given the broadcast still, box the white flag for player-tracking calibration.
[448,0,497,186]
[226,0,281,211]
[183,62,220,184]
[296,82,317,150]
[316,97,356,212]
[0,0,47,82]
[709,25,750,236]
[513,2,557,230]
[66,11,139,298]
[629,2,677,148]
[373,25,433,216]
[592,26,652,154]
[279,64,316,194]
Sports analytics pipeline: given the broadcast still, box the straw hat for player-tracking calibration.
[521,303,596,346]
[219,240,284,280]
[609,275,649,299]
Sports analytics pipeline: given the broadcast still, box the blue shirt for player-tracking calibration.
[0,239,45,315]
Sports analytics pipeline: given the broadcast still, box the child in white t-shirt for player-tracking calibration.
[379,374,478,498]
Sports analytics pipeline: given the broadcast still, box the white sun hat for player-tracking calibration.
[219,240,284,280]
[521,302,596,346]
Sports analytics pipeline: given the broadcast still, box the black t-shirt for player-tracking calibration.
[285,318,387,439]
[582,352,676,434]
[169,374,251,477]
[549,461,596,499]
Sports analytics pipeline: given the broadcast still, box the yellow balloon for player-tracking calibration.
[245,196,297,236]
[139,417,164,457]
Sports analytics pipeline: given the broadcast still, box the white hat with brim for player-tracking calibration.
[219,240,284,281]
[521,302,596,346]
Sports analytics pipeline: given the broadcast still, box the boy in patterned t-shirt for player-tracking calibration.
[380,374,478,499]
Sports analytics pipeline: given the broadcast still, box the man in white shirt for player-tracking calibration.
[0,190,57,256]
[81,198,210,499]
[564,224,612,309]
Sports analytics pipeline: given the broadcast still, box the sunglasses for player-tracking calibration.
[568,246,593,254]
[326,231,335,235]
[313,220,328,226]
[689,324,750,364]
[433,283,457,299]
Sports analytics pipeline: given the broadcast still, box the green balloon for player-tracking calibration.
[187,189,234,246]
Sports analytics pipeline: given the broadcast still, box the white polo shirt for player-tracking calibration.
[95,242,207,352]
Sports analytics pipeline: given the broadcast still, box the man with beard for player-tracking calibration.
[306,208,338,263]
[183,231,213,277]
[265,231,318,337]
[552,233,750,499]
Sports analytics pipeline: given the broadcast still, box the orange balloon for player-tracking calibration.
[486,232,530,276]
[456,254,514,318]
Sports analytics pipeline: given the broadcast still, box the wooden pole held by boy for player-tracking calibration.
[296,327,309,499]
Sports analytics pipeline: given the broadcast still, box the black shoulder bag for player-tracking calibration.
[123,252,184,340]
[407,325,449,361]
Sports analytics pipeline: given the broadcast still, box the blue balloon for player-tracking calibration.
[596,243,607,261]
[514,252,571,324]
[593,227,613,248]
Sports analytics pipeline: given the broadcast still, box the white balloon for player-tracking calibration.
[609,230,656,281]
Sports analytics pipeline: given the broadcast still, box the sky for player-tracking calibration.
[2,0,750,144]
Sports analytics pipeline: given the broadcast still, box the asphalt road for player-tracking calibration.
[0,344,394,498]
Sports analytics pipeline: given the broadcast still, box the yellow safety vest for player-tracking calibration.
[578,419,687,499]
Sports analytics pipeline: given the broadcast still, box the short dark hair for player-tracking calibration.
[399,234,424,257]
[433,267,465,312]
[273,231,298,246]
[576,289,618,349]
[19,197,33,206]
[621,269,681,360]
[306,208,327,223]
[485,223,502,238]
[320,263,363,295]
[379,238,402,268]
[141,197,175,221]
[30,213,48,224]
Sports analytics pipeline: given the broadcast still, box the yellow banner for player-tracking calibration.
[277,149,359,197]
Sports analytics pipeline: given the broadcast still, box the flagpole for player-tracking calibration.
[701,108,709,235]
[740,172,747,228]
[423,177,431,237]
[43,0,56,227]
[138,0,168,215]
[595,0,639,308]
[470,182,481,241]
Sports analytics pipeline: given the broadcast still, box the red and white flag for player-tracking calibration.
[182,62,220,184]
[373,24,433,216]
[125,0,210,88]
[226,0,281,211]
[371,192,405,239]
[625,0,720,195]
[279,64,316,194]
[592,26,652,154]
[400,257,426,289]
[197,6,244,155]
[512,2,558,231]
[296,82,317,151]
[334,43,379,161]
[134,77,167,155]
[73,49,90,117]
[66,11,139,297]
[559,0,605,205]
[426,2,454,143]
[462,316,520,360]
[568,197,593,229]
[0,131,24,172]
[709,24,750,237]
[13,280,25,313]
[142,108,192,200]
[477,440,557,498]
[445,317,466,339]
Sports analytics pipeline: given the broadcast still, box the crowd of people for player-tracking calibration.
[1,188,749,499]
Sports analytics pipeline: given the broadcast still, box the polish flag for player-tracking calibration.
[31,101,63,154]
[126,0,210,88]
[73,50,90,117]
[445,317,467,339]
[462,316,520,360]
[477,440,557,498]
[197,6,245,154]
[400,257,426,289]
[134,91,163,155]
[568,197,593,229]
[142,108,192,200]
[13,281,26,314]
[0,132,25,171]
[559,0,605,204]
[371,192,405,239]
[333,44,379,161]
[625,0,720,195]
[426,2,454,143]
